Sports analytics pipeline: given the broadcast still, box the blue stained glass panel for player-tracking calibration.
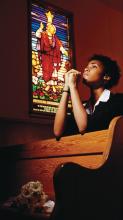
[30,0,74,114]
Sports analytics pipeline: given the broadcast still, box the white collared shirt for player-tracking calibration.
[84,89,111,114]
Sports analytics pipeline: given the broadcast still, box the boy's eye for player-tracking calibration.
[85,64,98,70]
[87,65,97,70]
[91,65,97,68]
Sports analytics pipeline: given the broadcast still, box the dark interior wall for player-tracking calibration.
[0,0,123,120]
[0,0,29,119]
[48,0,123,98]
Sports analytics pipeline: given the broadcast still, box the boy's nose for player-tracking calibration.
[84,67,89,72]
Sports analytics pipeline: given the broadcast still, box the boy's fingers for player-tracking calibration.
[67,70,81,75]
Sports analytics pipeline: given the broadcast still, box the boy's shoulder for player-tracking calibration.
[111,92,123,100]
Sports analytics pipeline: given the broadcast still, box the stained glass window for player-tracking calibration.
[30,0,75,114]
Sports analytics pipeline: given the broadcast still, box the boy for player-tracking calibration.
[54,54,123,139]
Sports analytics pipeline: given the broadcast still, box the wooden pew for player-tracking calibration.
[0,115,122,203]
[50,115,123,220]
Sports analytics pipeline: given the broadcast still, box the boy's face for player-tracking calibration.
[82,60,105,88]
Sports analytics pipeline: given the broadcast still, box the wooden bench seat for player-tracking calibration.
[50,116,123,220]
[0,116,122,203]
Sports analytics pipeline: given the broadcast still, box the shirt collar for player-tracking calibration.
[84,89,111,114]
[94,89,110,107]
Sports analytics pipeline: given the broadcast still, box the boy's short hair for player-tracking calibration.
[88,54,121,89]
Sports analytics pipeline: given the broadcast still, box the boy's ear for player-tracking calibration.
[103,74,111,81]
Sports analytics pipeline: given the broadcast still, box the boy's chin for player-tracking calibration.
[82,78,90,86]
[82,78,105,89]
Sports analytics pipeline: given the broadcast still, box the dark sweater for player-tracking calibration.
[63,93,123,136]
